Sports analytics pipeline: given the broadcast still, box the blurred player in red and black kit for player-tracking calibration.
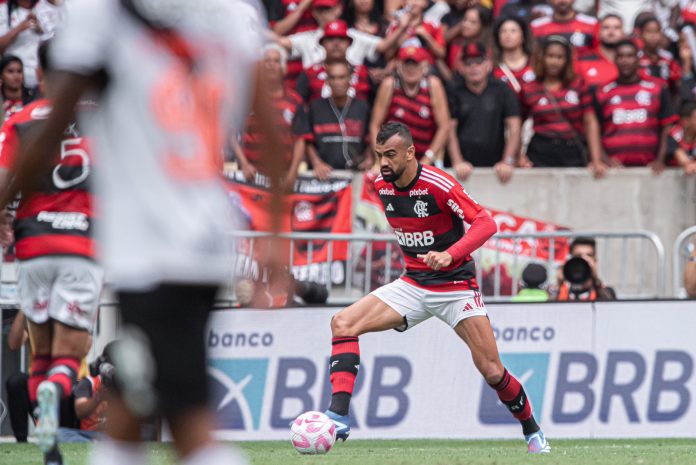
[322,122,550,454]
[0,42,101,465]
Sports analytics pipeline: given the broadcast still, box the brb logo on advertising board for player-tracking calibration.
[208,356,413,432]
[208,359,269,430]
[478,353,550,424]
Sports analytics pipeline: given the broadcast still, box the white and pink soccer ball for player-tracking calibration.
[290,411,337,455]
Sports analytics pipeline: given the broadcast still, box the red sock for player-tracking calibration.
[28,355,51,403]
[328,336,360,416]
[492,368,533,421]
[46,356,81,399]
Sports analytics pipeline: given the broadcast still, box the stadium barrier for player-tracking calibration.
[205,300,696,441]
[673,226,696,297]
[230,230,666,301]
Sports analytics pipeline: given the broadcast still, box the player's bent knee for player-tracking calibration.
[480,361,505,385]
[330,312,357,337]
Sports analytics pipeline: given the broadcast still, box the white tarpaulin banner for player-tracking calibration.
[206,301,696,440]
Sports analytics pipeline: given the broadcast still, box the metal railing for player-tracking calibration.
[673,226,696,297]
[229,229,666,301]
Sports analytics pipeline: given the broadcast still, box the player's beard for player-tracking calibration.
[381,165,405,183]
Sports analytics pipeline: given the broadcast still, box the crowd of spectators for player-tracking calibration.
[232,0,696,183]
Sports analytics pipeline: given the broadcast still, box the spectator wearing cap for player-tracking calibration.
[295,20,374,103]
[492,15,535,96]
[277,0,406,70]
[369,46,450,164]
[301,60,372,179]
[519,36,605,174]
[529,0,599,57]
[447,42,521,183]
[511,263,550,302]
[0,0,64,90]
[383,0,447,63]
[636,15,681,94]
[576,14,624,90]
[594,39,677,170]
[664,101,696,175]
[232,44,306,187]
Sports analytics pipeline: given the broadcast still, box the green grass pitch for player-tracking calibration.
[1,439,695,465]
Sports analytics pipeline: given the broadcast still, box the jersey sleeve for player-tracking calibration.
[49,0,118,75]
[0,120,19,170]
[658,85,677,126]
[444,182,483,224]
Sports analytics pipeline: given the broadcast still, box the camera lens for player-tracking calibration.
[563,257,592,285]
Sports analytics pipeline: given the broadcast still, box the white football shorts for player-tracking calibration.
[18,256,104,331]
[371,278,487,331]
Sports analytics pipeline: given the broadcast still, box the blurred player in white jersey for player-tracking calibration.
[0,1,285,465]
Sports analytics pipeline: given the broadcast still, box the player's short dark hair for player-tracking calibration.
[570,236,596,254]
[376,121,413,146]
[680,100,696,118]
[615,39,639,53]
[38,41,51,72]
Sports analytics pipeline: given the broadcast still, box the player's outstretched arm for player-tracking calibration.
[0,71,92,210]
[445,209,497,262]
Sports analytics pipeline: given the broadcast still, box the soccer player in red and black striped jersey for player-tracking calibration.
[323,121,551,454]
[0,43,102,465]
[594,39,677,168]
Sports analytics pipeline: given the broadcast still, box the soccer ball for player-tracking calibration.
[290,411,336,455]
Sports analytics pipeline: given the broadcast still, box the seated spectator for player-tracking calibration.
[686,237,696,298]
[636,15,681,93]
[303,60,372,178]
[519,36,604,172]
[0,55,35,123]
[343,0,387,36]
[665,101,696,174]
[384,0,447,63]
[492,15,535,95]
[295,20,373,103]
[594,39,677,170]
[278,0,402,70]
[232,44,305,187]
[0,0,64,90]
[445,5,492,70]
[370,46,450,163]
[555,237,617,301]
[511,263,550,302]
[447,42,521,182]
[576,14,624,89]
[530,0,599,57]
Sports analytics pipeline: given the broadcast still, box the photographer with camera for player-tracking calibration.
[555,237,616,301]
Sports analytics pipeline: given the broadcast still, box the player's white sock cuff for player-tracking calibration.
[182,444,249,465]
[88,438,147,465]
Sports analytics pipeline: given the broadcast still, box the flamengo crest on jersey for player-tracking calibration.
[374,164,482,290]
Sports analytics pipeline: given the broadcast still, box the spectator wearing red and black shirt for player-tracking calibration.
[302,61,372,179]
[576,14,624,89]
[384,0,447,63]
[296,20,373,103]
[665,101,696,174]
[636,15,681,94]
[520,36,604,173]
[233,45,306,186]
[530,0,599,57]
[594,40,677,169]
[492,15,535,95]
[445,5,492,71]
[370,46,450,163]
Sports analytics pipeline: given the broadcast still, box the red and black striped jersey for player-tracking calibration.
[387,77,436,159]
[576,50,618,89]
[595,79,677,166]
[267,0,317,35]
[519,78,591,139]
[493,63,536,95]
[530,14,599,56]
[295,62,371,103]
[666,123,696,166]
[375,164,483,291]
[241,88,304,168]
[638,49,682,93]
[0,99,95,260]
